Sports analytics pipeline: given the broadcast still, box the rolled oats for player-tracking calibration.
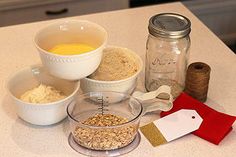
[73,114,138,150]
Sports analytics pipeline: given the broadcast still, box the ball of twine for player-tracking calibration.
[184,62,211,102]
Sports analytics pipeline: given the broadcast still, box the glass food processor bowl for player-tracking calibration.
[67,91,142,151]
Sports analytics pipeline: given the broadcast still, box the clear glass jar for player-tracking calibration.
[145,13,191,98]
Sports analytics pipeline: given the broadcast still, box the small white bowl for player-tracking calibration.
[80,46,143,94]
[6,65,80,125]
[34,20,108,80]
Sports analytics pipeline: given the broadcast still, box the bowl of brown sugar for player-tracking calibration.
[80,46,143,94]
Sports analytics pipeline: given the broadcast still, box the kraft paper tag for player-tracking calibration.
[140,109,203,146]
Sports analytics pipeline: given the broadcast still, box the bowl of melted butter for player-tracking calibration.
[34,20,108,80]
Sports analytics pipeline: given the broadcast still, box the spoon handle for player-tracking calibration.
[132,85,173,115]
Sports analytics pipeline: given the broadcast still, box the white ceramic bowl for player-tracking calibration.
[6,65,80,125]
[80,46,143,94]
[34,20,108,80]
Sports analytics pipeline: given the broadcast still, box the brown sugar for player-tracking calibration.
[89,47,138,81]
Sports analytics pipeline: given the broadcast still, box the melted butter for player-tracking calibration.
[49,43,95,55]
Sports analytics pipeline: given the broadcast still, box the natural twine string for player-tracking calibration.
[184,62,211,102]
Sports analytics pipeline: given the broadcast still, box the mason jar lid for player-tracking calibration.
[148,13,191,39]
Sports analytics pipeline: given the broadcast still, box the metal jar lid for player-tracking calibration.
[148,13,191,39]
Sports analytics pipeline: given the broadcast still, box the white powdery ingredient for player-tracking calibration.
[20,84,66,104]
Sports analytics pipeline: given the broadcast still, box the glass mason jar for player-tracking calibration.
[145,13,191,98]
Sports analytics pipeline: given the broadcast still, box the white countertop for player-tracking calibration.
[0,2,236,157]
